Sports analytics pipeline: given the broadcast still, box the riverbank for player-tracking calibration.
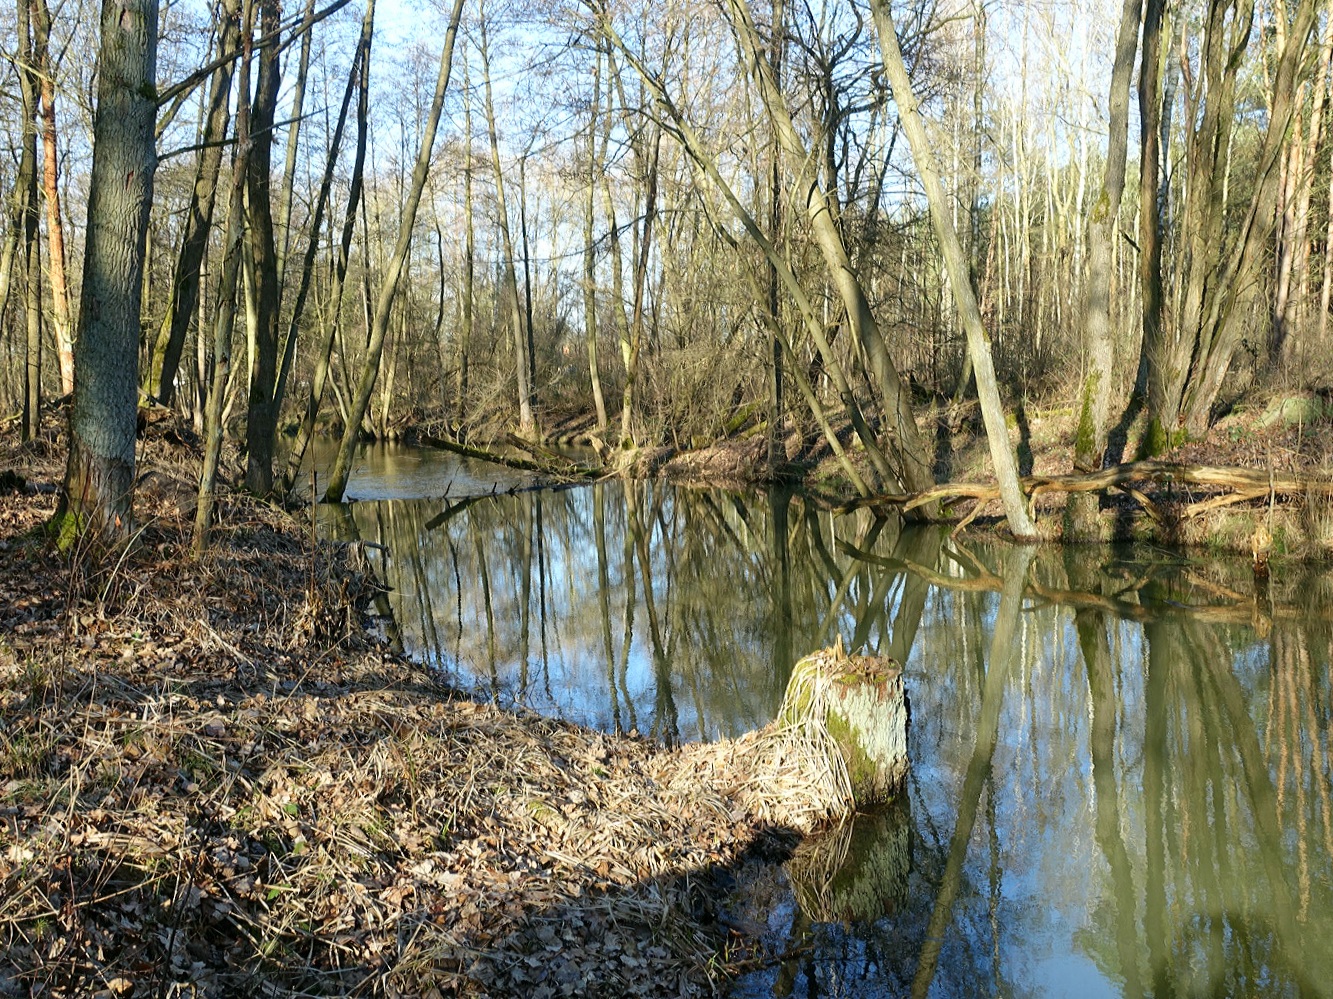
[477,387,1333,560]
[0,423,844,998]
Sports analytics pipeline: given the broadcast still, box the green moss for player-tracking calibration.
[826,711,881,801]
[1140,418,1187,458]
[48,509,85,552]
[1074,373,1100,460]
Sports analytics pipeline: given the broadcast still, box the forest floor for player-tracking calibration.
[0,417,848,999]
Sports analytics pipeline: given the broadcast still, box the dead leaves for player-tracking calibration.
[0,426,799,999]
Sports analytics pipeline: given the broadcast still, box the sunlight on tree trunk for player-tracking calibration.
[52,0,158,547]
[1067,0,1143,541]
[869,0,1036,539]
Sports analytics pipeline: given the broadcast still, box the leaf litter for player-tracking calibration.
[0,418,852,998]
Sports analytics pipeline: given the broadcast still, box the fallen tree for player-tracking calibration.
[842,461,1333,527]
[415,432,604,481]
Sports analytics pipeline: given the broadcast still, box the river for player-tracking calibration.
[316,441,1333,998]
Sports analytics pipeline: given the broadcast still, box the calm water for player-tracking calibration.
[319,443,1333,998]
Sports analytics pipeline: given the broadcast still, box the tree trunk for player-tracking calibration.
[17,0,40,443]
[52,0,158,546]
[766,0,785,467]
[147,0,239,405]
[1136,0,1173,452]
[280,0,374,495]
[194,0,255,554]
[32,0,72,397]
[242,0,284,497]
[322,0,466,502]
[621,124,659,448]
[1067,0,1143,540]
[456,50,475,420]
[479,13,535,436]
[869,0,1036,538]
[583,44,608,430]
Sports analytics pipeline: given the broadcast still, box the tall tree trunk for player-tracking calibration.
[620,124,658,447]
[23,185,40,444]
[1067,0,1143,540]
[479,13,535,436]
[518,155,538,406]
[52,0,158,546]
[243,0,283,497]
[194,0,255,554]
[583,44,608,430]
[17,0,40,442]
[32,0,72,397]
[869,0,1036,537]
[1136,0,1173,452]
[279,0,373,495]
[147,0,240,405]
[322,0,466,502]
[766,0,785,467]
[454,52,474,422]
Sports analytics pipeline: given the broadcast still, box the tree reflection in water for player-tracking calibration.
[325,475,1333,998]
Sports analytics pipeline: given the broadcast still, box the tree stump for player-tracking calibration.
[778,643,908,809]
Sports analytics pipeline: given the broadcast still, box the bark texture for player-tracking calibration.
[1067,0,1142,540]
[54,0,158,545]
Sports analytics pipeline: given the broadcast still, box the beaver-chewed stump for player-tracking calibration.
[777,644,908,809]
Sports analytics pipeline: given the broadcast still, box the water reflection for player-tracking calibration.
[321,457,1333,998]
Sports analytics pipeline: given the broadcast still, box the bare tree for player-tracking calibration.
[322,0,467,502]
[1067,0,1143,540]
[194,0,256,554]
[869,0,1035,537]
[478,7,536,436]
[32,0,72,397]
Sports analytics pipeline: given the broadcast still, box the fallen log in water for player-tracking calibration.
[841,460,1333,524]
[417,432,604,480]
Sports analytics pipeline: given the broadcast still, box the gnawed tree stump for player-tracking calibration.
[777,642,908,808]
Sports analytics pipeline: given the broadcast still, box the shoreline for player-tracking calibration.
[0,428,839,998]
